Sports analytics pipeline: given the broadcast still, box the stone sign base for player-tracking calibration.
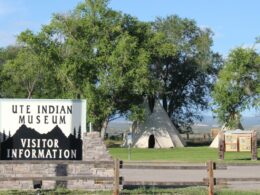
[0,132,114,190]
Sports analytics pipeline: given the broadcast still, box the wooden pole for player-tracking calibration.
[218,131,225,160]
[207,161,214,195]
[252,130,258,161]
[113,159,120,195]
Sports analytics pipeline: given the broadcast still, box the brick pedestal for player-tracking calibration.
[0,132,114,190]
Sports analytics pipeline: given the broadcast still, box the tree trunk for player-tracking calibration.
[186,133,189,140]
[224,113,244,130]
[27,89,32,99]
[162,95,167,112]
[100,118,109,139]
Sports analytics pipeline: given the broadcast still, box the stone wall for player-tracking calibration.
[83,132,113,161]
[0,132,115,190]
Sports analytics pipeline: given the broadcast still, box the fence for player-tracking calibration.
[113,160,260,195]
[3,159,258,194]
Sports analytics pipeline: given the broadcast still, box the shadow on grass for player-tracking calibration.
[186,141,211,147]
[123,184,205,190]
[230,157,260,161]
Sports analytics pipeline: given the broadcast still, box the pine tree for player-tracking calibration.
[73,127,76,137]
[3,130,6,141]
[78,126,82,139]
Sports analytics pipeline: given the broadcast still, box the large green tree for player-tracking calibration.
[1,48,42,98]
[148,15,221,130]
[212,47,260,128]
[0,0,225,136]
[0,46,20,66]
[0,46,21,97]
[0,29,65,99]
[255,37,260,106]
[24,0,153,137]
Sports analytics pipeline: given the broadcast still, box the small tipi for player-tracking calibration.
[209,121,244,148]
[130,98,186,148]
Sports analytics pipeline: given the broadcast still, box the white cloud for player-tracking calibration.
[199,24,225,40]
[214,31,224,39]
[0,31,17,47]
[254,43,260,52]
[241,43,260,52]
[0,1,32,47]
[0,0,26,16]
[199,24,211,30]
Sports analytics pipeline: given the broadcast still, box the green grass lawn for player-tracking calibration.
[109,147,260,163]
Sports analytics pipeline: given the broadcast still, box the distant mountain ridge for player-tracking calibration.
[107,115,260,134]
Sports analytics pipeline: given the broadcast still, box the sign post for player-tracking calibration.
[0,99,86,160]
[218,130,257,161]
[127,132,132,160]
[218,131,225,160]
[252,130,258,161]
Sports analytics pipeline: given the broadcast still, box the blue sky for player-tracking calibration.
[0,0,259,117]
[0,0,259,56]
[110,0,260,57]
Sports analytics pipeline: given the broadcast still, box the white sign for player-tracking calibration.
[0,99,86,160]
[0,99,86,137]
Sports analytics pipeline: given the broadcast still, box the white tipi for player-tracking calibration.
[209,121,244,148]
[131,99,186,148]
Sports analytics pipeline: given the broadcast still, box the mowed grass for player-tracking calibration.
[109,147,260,163]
